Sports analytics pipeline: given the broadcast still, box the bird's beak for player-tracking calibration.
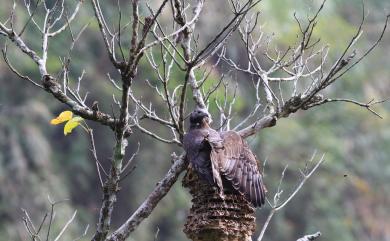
[204,113,212,124]
[194,107,212,124]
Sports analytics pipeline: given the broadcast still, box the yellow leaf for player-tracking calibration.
[64,117,83,135]
[50,111,73,125]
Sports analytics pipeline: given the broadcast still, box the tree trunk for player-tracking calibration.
[183,169,256,241]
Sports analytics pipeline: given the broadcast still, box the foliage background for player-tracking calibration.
[0,0,389,241]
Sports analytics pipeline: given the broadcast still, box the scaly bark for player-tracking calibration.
[183,169,256,241]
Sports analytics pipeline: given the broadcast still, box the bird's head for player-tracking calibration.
[189,108,212,128]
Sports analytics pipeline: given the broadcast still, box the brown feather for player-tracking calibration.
[195,127,265,207]
[219,131,266,207]
[241,164,248,193]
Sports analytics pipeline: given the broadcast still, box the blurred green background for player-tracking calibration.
[0,0,389,241]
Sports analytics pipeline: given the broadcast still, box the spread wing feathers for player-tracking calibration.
[210,131,265,207]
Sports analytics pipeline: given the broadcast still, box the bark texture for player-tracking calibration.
[183,169,256,241]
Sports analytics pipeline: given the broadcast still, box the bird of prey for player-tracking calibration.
[183,109,266,207]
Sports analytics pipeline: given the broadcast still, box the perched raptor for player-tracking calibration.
[183,109,266,207]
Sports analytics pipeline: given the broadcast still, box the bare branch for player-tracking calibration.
[275,154,325,210]
[305,97,389,119]
[19,0,41,36]
[121,142,140,173]
[193,0,263,64]
[0,21,44,73]
[2,43,43,88]
[329,14,390,83]
[53,210,77,241]
[48,1,83,37]
[107,155,188,241]
[88,128,108,188]
[72,225,89,241]
[257,153,325,241]
[238,114,278,138]
[46,196,70,241]
[22,208,40,241]
[42,75,124,134]
[297,232,321,241]
[91,0,121,69]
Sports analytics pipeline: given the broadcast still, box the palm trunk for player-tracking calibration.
[183,169,256,241]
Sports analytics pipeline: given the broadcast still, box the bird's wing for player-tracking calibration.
[206,129,225,196]
[219,131,266,207]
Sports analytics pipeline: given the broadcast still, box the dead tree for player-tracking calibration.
[0,0,388,240]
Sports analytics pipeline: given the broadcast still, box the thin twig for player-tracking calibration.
[53,210,77,241]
